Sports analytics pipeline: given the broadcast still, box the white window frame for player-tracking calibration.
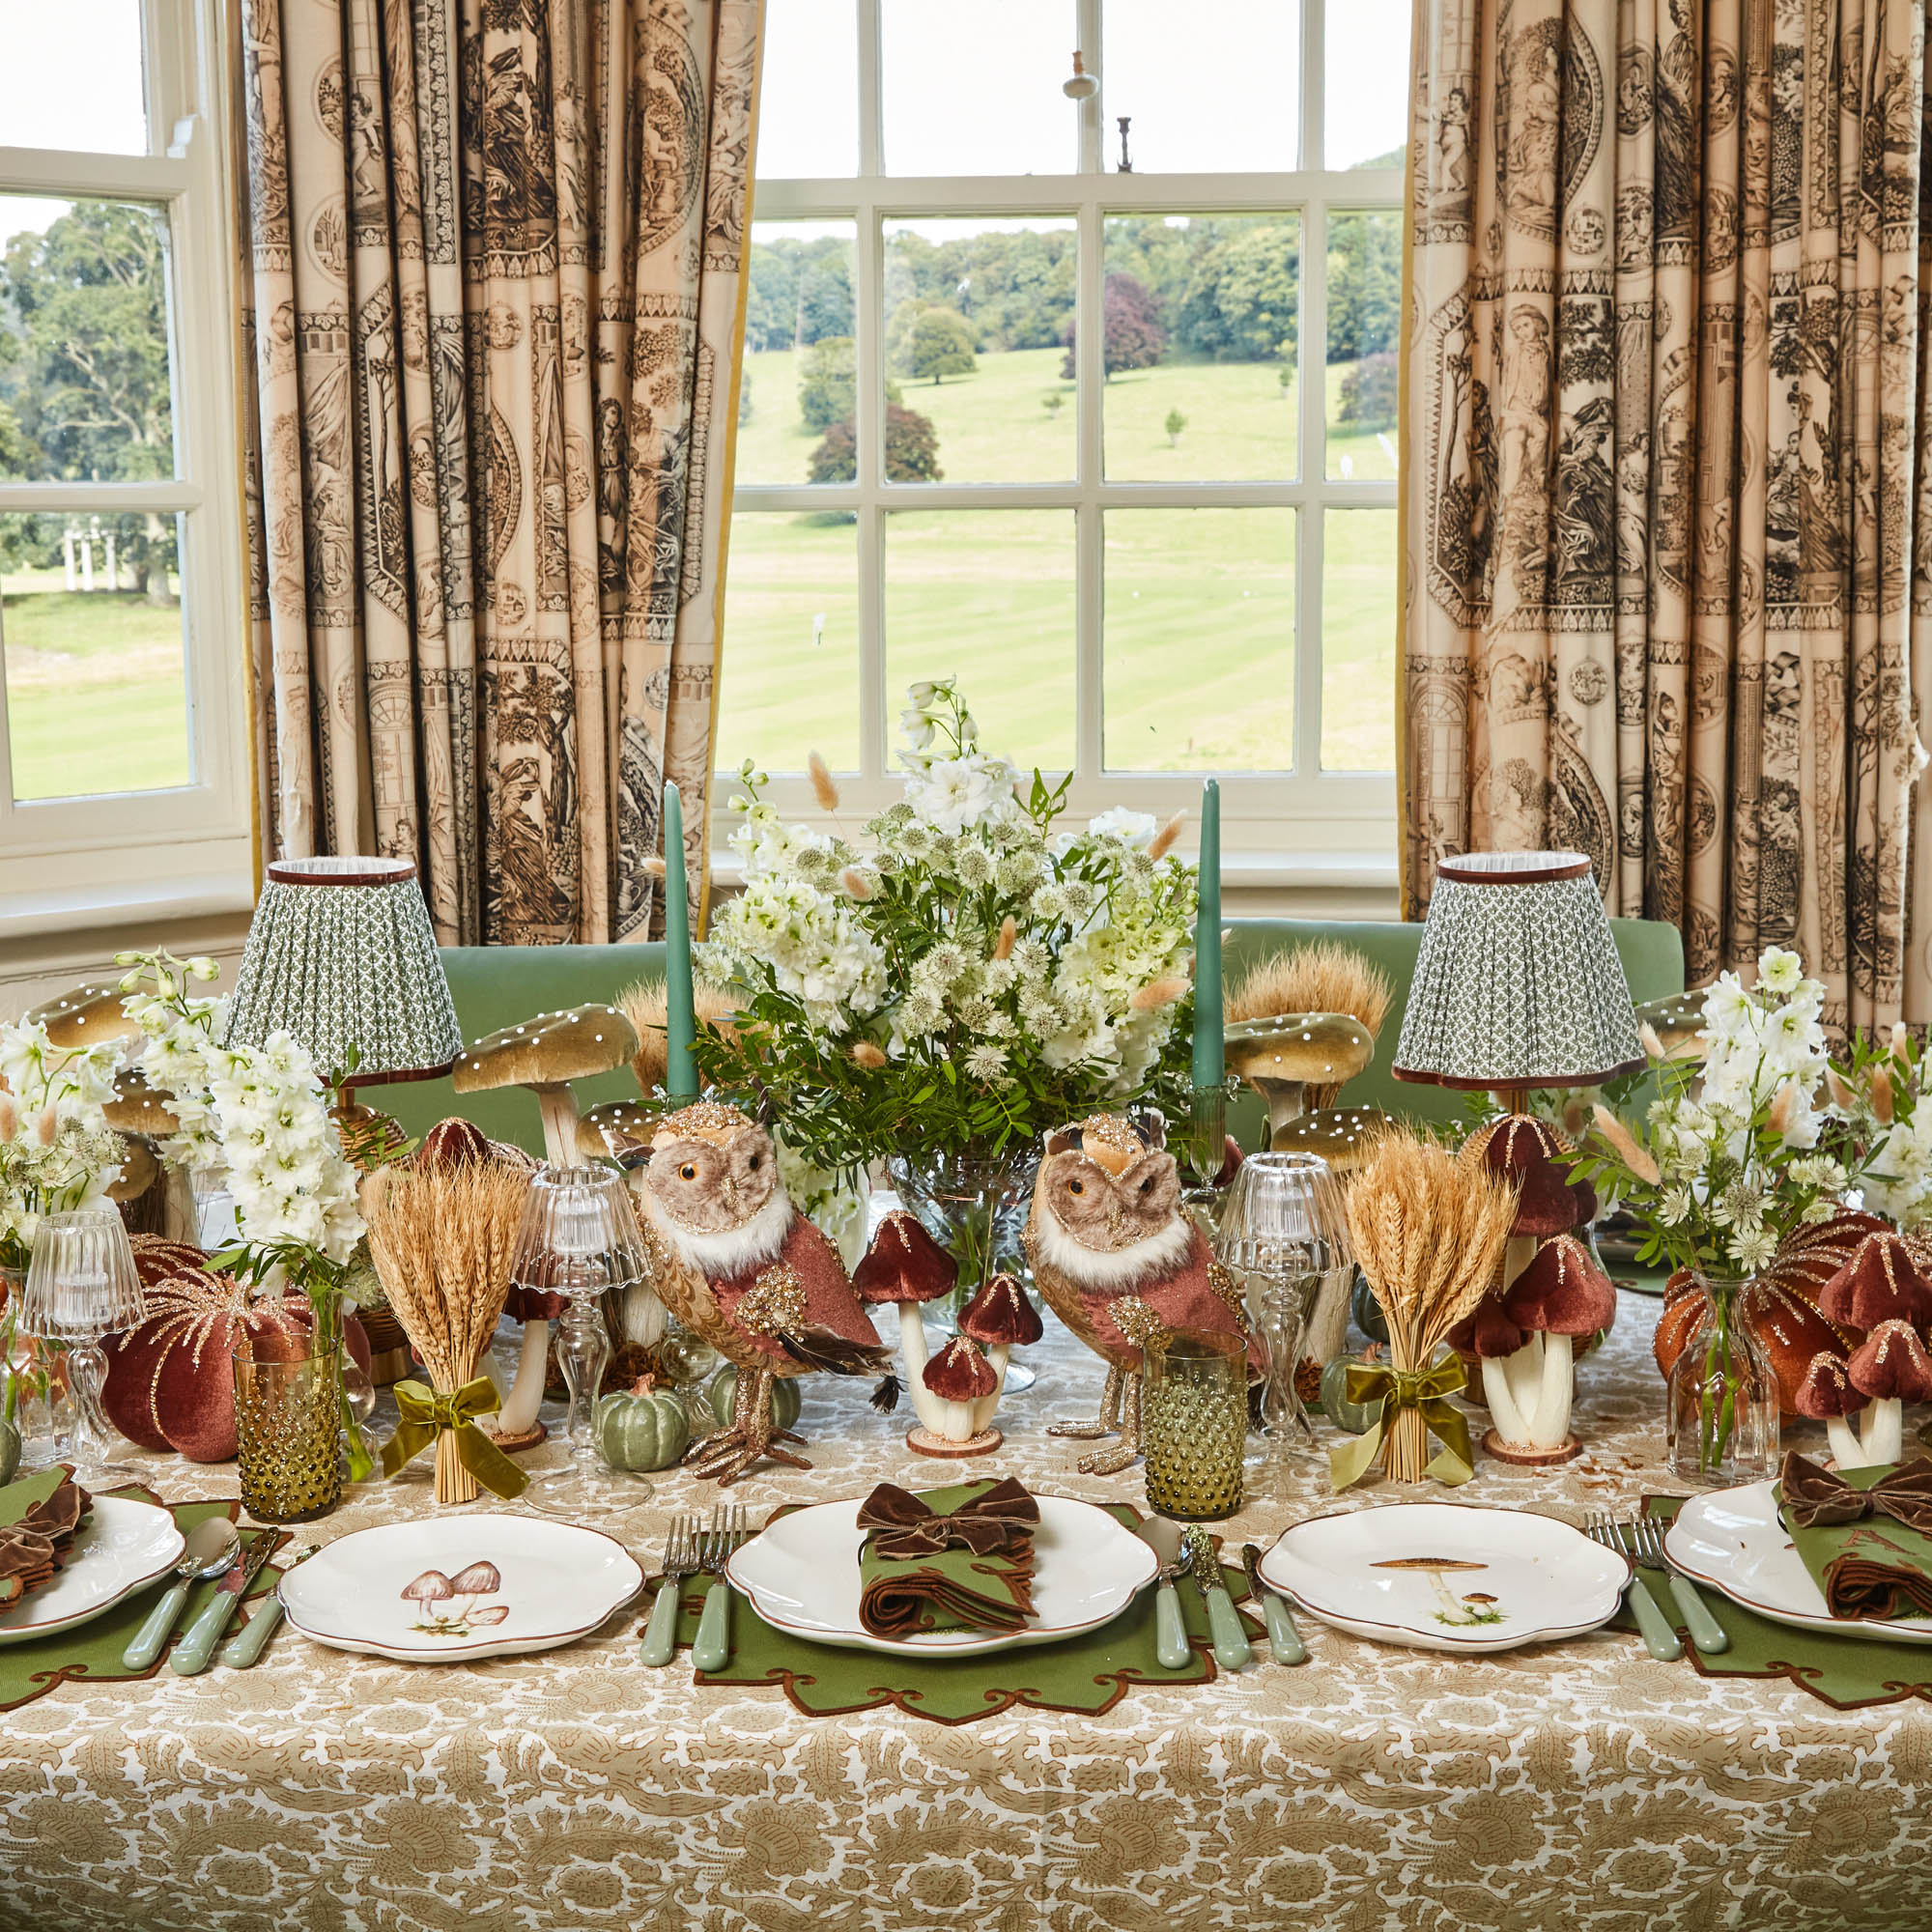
[0,0,250,917]
[731,0,1401,886]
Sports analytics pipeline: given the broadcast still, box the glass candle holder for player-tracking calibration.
[20,1208,147,1486]
[509,1167,653,1516]
[233,1331,344,1524]
[1142,1328,1248,1521]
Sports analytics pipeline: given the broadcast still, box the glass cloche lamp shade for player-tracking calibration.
[1391,851,1643,1110]
[222,856,463,1101]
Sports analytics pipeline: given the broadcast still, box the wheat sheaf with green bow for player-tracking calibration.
[1346,1131,1519,1482]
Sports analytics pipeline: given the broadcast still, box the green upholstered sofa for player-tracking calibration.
[383,919,1686,1155]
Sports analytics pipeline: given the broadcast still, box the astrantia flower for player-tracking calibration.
[965,1041,1009,1083]
[1727,1224,1778,1271]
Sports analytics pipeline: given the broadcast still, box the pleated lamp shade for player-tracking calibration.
[1392,851,1643,1093]
[224,857,463,1087]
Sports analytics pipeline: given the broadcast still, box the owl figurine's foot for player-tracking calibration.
[1050,1361,1123,1441]
[682,1367,813,1485]
[1076,1377,1142,1476]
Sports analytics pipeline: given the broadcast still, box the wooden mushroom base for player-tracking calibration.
[1481,1427,1581,1466]
[488,1421,550,1454]
[906,1424,1004,1459]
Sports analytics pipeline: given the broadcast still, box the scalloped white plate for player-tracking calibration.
[725,1493,1157,1657]
[1259,1501,1632,1653]
[0,1495,185,1646]
[278,1515,645,1662]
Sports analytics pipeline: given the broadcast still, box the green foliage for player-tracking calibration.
[889,303,978,384]
[1338,351,1399,429]
[1062,272,1168,381]
[807,401,943,485]
[746,235,854,351]
[798,336,857,433]
[1173,223,1300,362]
[737,366,753,425]
[1324,216,1401,363]
[1164,408,1186,445]
[884,227,1075,351]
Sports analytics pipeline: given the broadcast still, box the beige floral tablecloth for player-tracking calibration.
[4,1290,1930,1932]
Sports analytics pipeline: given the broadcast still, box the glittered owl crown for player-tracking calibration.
[1042,1109,1169,1175]
[650,1100,755,1151]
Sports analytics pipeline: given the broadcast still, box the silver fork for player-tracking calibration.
[691,1503,752,1672]
[639,1515,699,1666]
[1633,1511,1729,1653]
[1585,1508,1681,1662]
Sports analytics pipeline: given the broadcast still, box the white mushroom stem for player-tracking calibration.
[897,1302,954,1436]
[1529,1334,1577,1448]
[1826,1414,1867,1469]
[970,1346,1009,1435]
[1860,1398,1903,1466]
[1481,1352,1533,1445]
[495,1081,583,1437]
[1498,1330,1546,1435]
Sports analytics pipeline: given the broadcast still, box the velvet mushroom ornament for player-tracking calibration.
[854,1210,985,1455]
[919,1336,1001,1450]
[1844,1320,1932,1466]
[1794,1351,1872,1471]
[955,1271,1044,1446]
[1490,1234,1618,1463]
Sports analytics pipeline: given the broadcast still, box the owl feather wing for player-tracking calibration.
[634,1205,766,1371]
[1023,1204,1129,1368]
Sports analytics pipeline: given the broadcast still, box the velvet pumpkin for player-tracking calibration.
[706,1363,802,1434]
[594,1380,691,1472]
[103,1236,373,1463]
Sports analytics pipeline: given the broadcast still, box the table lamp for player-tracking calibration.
[1391,851,1643,1111]
[223,856,463,1102]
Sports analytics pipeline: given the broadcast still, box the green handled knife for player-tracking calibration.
[172,1535,273,1675]
[1182,1526,1251,1670]
[1240,1543,1306,1665]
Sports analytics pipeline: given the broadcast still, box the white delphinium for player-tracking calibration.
[0,1020,127,1264]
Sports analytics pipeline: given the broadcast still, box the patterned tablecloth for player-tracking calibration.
[3,1290,1929,1932]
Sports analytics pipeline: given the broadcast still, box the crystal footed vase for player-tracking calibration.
[1664,1269,1780,1486]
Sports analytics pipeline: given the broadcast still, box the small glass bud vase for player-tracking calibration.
[1664,1268,1779,1486]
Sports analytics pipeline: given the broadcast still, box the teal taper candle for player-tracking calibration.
[1191,778,1223,1087]
[663,781,697,1101]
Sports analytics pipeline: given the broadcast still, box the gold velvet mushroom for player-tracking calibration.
[25,981,147,1062]
[450,1004,643,1440]
[1223,1013,1377,1145]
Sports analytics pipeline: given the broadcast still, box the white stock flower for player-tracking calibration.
[1084,806,1159,848]
[903,754,1015,837]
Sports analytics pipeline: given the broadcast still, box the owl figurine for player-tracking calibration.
[1026,1112,1256,1475]
[632,1101,894,1484]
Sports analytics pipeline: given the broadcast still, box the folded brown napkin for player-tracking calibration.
[856,1478,1038,1639]
[1777,1452,1932,1621]
[0,1467,93,1612]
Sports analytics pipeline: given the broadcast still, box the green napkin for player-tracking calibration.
[0,1465,71,1526]
[857,1479,1036,1639]
[1776,1458,1932,1622]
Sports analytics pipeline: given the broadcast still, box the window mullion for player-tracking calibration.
[857,0,883,177]
[1074,186,1105,779]
[1077,0,1103,176]
[1303,0,1325,172]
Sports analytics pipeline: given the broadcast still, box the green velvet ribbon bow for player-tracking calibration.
[378,1377,528,1499]
[1328,1350,1474,1491]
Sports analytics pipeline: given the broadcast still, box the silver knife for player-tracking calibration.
[219,1545,319,1669]
[172,1535,274,1675]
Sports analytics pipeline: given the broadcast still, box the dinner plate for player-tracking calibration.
[725,1493,1158,1657]
[1259,1501,1632,1654]
[1664,1481,1932,1646]
[0,1495,186,1647]
[277,1515,645,1662]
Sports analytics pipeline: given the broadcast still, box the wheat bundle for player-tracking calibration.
[1346,1130,1519,1482]
[1229,942,1395,1106]
[365,1161,532,1503]
[619,977,741,1095]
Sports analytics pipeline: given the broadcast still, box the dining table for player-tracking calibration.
[2,1284,1930,1932]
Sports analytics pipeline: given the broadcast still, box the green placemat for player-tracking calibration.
[1607,1495,1932,1711]
[645,1501,1260,1726]
[0,1485,285,1713]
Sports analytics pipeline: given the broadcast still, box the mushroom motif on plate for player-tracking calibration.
[402,1560,510,1636]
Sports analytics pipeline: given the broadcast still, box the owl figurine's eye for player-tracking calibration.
[748,1152,761,1171]
[1068,1179,1084,1195]
[1139,1176,1153,1193]
[680,1163,696,1180]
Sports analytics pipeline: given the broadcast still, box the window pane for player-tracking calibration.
[1325,0,1411,170]
[1321,507,1397,771]
[1105,509,1295,772]
[754,0,857,178]
[881,0,1074,177]
[739,221,857,486]
[0,197,176,483]
[1104,0,1300,172]
[2,511,189,801]
[882,219,1076,484]
[886,511,1073,771]
[1102,215,1299,481]
[0,1,147,154]
[1323,212,1401,481]
[716,512,860,774]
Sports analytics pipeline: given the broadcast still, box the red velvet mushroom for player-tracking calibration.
[1817,1233,1932,1335]
[1496,1234,1617,1450]
[1464,1115,1597,1236]
[1794,1350,1871,1469]
[1845,1319,1932,1464]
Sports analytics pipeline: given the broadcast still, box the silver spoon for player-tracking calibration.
[123,1517,240,1670]
[1135,1516,1195,1670]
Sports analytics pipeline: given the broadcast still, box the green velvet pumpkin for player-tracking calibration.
[594,1381,691,1472]
[1321,1353,1383,1435]
[706,1364,803,1434]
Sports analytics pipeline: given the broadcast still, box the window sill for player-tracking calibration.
[706,846,1399,895]
[0,869,256,942]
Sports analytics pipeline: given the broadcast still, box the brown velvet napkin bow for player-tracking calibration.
[1779,1453,1932,1534]
[855,1477,1039,1559]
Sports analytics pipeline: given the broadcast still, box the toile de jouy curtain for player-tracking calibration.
[233,0,760,944]
[1401,0,1932,1031]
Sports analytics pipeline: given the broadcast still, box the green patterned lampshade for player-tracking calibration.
[1392,851,1643,1092]
[224,857,464,1087]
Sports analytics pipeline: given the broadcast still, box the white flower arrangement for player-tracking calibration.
[695,679,1198,1175]
[0,1019,125,1269]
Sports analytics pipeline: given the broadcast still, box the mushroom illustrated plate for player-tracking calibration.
[277,1516,645,1662]
[1664,1482,1932,1646]
[725,1493,1158,1657]
[0,1496,185,1647]
[1259,1502,1632,1654]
